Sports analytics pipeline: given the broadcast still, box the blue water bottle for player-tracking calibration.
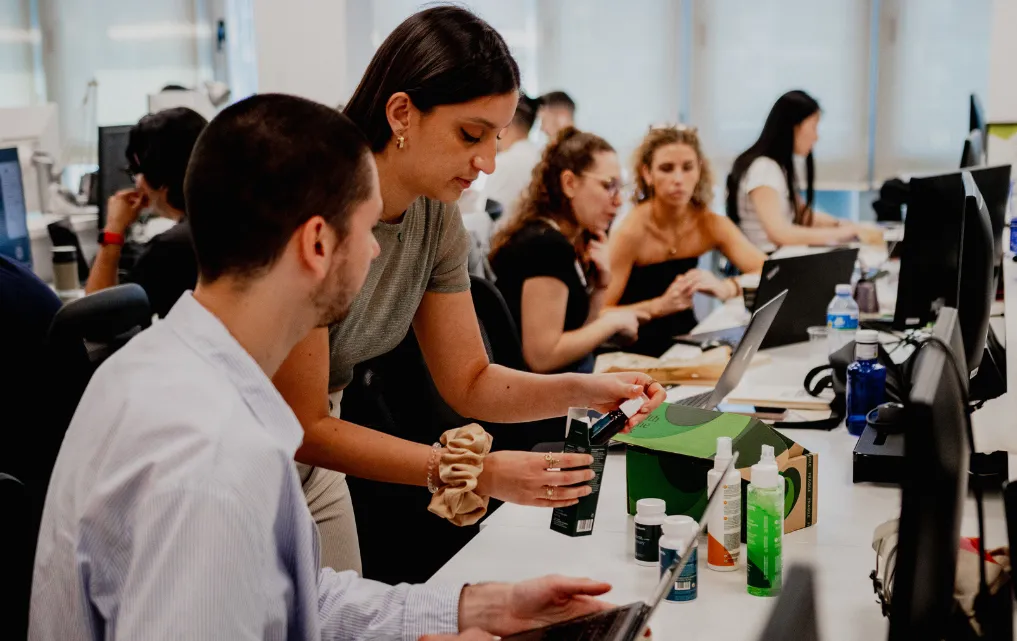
[846,330,886,436]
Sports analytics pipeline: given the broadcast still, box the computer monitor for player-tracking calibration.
[970,94,986,140]
[96,125,134,230]
[894,171,967,332]
[961,129,985,169]
[957,171,995,376]
[969,164,1013,271]
[888,309,969,641]
[0,146,31,266]
[0,104,60,214]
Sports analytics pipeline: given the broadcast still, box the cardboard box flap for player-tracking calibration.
[613,404,809,469]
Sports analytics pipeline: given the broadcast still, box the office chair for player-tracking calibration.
[48,282,152,368]
[469,274,528,372]
[485,198,505,222]
[46,218,90,285]
[469,274,567,453]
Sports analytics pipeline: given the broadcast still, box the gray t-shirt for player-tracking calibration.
[328,196,471,390]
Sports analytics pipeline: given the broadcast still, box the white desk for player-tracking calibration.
[431,258,1017,640]
[27,210,98,283]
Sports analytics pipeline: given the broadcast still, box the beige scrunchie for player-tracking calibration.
[427,424,493,526]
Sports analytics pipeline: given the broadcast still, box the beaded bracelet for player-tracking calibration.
[426,442,443,494]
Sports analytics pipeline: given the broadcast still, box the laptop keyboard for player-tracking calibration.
[526,607,631,640]
[673,389,714,409]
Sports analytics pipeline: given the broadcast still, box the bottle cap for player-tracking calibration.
[714,436,733,469]
[835,284,853,296]
[750,444,780,488]
[636,498,666,516]
[619,394,648,418]
[662,514,699,543]
[856,329,878,344]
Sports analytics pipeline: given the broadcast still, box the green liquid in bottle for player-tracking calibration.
[746,483,783,597]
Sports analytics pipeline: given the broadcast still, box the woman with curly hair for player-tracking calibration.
[604,125,766,357]
[489,128,647,374]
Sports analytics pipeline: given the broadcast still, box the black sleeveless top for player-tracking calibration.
[618,257,699,357]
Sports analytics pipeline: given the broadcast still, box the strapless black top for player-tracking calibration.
[618,257,699,357]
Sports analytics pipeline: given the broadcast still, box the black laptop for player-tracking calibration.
[676,248,859,350]
[503,456,738,641]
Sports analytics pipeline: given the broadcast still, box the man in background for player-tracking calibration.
[538,90,576,139]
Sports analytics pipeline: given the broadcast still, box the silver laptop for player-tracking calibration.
[674,290,788,410]
[503,455,739,641]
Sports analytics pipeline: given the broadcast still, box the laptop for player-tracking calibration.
[676,248,859,351]
[672,290,787,410]
[757,565,820,641]
[503,455,739,641]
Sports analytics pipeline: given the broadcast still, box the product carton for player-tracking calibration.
[613,403,818,534]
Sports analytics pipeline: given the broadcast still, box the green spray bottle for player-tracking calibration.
[747,444,783,597]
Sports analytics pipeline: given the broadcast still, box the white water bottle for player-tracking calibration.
[827,284,859,354]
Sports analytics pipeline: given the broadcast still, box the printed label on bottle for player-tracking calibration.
[708,483,741,567]
[856,342,878,361]
[635,522,662,563]
[661,547,697,602]
[827,312,859,331]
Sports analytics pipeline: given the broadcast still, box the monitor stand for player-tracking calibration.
[852,404,906,484]
[852,402,1009,489]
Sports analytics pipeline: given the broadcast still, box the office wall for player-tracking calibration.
[251,0,346,107]
[37,0,214,162]
[989,0,1017,120]
[0,0,41,108]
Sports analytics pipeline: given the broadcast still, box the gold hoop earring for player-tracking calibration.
[396,135,406,150]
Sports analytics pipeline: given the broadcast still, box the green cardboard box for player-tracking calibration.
[613,403,818,534]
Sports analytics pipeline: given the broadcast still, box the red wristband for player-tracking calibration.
[99,230,125,246]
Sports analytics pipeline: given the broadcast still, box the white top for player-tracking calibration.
[485,138,542,221]
[30,292,461,640]
[736,156,793,254]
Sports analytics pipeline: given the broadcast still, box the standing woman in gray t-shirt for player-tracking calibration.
[272,6,666,574]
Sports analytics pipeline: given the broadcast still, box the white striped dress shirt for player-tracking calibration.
[29,292,461,640]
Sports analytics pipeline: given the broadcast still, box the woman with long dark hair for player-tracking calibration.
[726,90,881,253]
[605,125,766,357]
[272,6,665,575]
[489,128,647,373]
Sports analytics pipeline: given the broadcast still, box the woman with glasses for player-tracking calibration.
[603,125,766,357]
[489,127,647,373]
[85,107,207,317]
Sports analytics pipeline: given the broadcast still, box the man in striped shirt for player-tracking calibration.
[29,94,611,641]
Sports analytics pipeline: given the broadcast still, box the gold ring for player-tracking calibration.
[545,486,555,499]
[544,453,560,468]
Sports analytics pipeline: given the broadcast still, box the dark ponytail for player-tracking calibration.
[726,90,820,226]
[343,6,520,152]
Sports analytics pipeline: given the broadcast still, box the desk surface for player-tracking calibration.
[430,250,1017,640]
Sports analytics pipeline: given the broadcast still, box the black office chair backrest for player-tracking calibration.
[48,283,152,365]
[46,218,90,285]
[469,274,528,372]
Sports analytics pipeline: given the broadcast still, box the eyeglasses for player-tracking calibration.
[648,122,699,134]
[582,172,625,199]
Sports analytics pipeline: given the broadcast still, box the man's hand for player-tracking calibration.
[105,188,148,235]
[456,576,614,637]
[580,372,666,428]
